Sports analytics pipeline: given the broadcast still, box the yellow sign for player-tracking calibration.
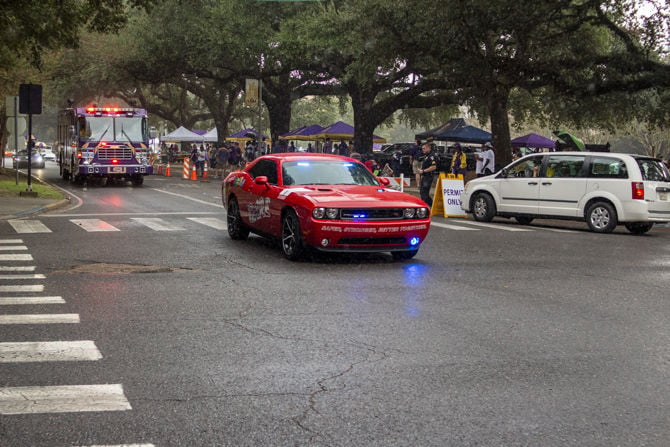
[431,173,467,218]
[245,79,259,107]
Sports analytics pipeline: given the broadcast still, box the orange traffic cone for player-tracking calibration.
[201,160,209,182]
[165,162,171,177]
[190,163,197,181]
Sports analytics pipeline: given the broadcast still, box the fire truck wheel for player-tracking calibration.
[131,175,144,186]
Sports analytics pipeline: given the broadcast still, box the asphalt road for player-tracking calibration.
[0,164,669,446]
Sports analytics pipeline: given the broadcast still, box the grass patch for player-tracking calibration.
[0,168,65,200]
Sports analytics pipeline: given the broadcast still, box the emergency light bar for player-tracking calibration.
[85,105,136,117]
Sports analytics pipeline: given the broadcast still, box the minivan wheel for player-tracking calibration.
[586,201,617,233]
[472,192,496,222]
[624,222,654,234]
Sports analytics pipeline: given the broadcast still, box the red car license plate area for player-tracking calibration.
[309,220,430,250]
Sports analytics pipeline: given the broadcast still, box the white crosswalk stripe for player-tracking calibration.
[0,245,27,251]
[0,274,46,280]
[0,340,103,363]
[0,266,36,271]
[0,313,79,324]
[0,239,23,244]
[0,254,33,261]
[131,217,185,231]
[0,296,65,305]
[0,384,132,414]
[70,219,120,232]
[0,284,44,292]
[431,221,478,231]
[187,217,227,230]
[7,219,52,233]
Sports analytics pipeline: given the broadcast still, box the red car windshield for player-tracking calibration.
[282,160,379,186]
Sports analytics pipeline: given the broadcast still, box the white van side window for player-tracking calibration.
[589,157,627,179]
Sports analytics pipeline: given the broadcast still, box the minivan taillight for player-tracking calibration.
[632,182,644,200]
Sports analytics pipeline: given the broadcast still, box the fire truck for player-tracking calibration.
[57,105,155,186]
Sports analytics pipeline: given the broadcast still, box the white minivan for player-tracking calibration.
[461,152,670,233]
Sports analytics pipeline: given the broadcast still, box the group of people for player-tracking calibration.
[408,140,497,208]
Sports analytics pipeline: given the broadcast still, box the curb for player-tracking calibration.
[0,197,71,221]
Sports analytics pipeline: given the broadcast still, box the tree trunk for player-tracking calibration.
[263,75,293,143]
[488,88,512,168]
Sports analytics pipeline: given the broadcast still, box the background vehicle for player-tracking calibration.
[57,105,155,186]
[222,153,431,261]
[461,152,670,233]
[372,142,416,176]
[40,147,56,161]
[12,150,45,169]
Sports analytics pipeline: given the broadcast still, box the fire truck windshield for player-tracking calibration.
[84,116,145,142]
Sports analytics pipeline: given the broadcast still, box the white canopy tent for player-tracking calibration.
[202,128,218,142]
[161,126,203,142]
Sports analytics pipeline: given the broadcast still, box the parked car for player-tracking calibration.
[222,153,431,260]
[461,152,670,233]
[372,142,416,176]
[12,150,45,169]
[40,148,56,161]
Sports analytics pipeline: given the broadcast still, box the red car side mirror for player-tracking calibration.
[378,177,391,186]
[254,176,269,186]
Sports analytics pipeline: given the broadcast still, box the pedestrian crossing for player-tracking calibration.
[5,216,228,234]
[2,215,579,235]
[0,238,154,446]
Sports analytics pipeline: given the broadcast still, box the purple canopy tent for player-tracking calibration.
[314,121,386,143]
[226,128,269,142]
[511,133,556,149]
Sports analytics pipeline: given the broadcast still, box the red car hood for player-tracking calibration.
[284,185,425,208]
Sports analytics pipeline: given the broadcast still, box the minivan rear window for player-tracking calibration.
[589,157,628,178]
[636,158,670,182]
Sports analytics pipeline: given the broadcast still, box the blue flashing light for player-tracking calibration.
[342,163,353,167]
[352,213,367,219]
[297,162,310,167]
[409,237,420,246]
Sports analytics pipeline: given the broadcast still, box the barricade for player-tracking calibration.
[182,157,190,179]
[380,174,410,192]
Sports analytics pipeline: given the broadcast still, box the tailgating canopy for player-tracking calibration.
[162,126,204,142]
[511,133,556,149]
[202,128,218,142]
[313,121,386,143]
[279,124,325,141]
[415,118,492,144]
[226,128,269,142]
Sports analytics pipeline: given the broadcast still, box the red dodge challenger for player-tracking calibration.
[221,153,431,261]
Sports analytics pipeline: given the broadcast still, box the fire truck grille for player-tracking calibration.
[97,147,134,160]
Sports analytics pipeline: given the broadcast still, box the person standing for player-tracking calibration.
[450,143,467,177]
[214,145,229,178]
[409,139,422,187]
[323,138,333,154]
[482,142,496,175]
[417,143,438,207]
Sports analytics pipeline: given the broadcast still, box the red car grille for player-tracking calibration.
[340,208,405,220]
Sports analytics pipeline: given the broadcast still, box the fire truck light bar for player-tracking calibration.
[85,106,135,116]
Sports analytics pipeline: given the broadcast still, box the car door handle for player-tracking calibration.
[541,182,552,185]
[527,181,539,185]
